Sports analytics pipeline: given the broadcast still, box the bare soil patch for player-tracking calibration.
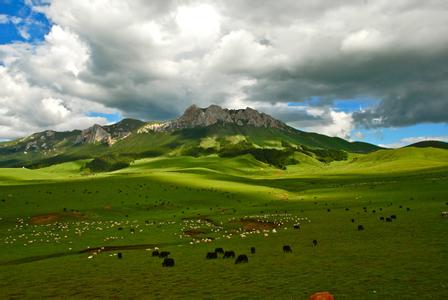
[183,229,206,236]
[29,212,85,225]
[239,219,278,231]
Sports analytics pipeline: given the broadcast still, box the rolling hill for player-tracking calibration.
[405,140,448,149]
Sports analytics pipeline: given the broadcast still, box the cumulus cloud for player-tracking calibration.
[1,0,447,139]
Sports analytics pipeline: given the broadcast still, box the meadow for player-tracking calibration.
[0,148,447,299]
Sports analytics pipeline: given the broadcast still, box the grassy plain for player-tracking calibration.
[0,147,447,299]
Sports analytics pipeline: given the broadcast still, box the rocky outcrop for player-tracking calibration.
[75,119,144,145]
[172,104,287,129]
[140,104,289,132]
[76,124,112,145]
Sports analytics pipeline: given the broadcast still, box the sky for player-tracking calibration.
[0,0,447,147]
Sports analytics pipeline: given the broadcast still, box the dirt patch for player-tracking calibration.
[183,229,206,236]
[30,213,61,225]
[29,212,85,225]
[239,219,278,231]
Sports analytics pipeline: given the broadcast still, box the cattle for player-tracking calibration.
[250,247,256,254]
[283,245,292,253]
[293,224,300,230]
[159,251,170,258]
[223,251,235,258]
[312,240,318,247]
[152,250,160,257]
[117,252,122,259]
[206,252,218,259]
[386,217,392,222]
[235,254,248,264]
[380,216,385,221]
[215,248,224,255]
[357,225,364,231]
[390,215,397,219]
[162,258,175,267]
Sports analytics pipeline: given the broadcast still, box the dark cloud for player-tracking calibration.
[0,0,447,139]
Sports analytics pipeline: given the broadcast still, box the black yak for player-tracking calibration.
[162,258,175,267]
[235,254,248,264]
[283,245,292,253]
[223,251,235,258]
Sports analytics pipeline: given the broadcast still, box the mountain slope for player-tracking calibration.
[0,105,381,168]
[405,140,448,149]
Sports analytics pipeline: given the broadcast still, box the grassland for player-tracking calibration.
[0,147,447,299]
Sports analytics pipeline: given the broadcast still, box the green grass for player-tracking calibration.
[0,148,447,299]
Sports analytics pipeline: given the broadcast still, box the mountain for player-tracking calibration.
[137,104,289,133]
[0,105,381,168]
[75,118,145,145]
[405,140,448,150]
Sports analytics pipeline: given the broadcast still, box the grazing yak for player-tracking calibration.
[250,247,256,254]
[162,258,175,267]
[215,248,224,255]
[117,252,122,259]
[357,225,364,231]
[441,211,448,218]
[283,245,292,253]
[390,215,397,219]
[152,250,160,257]
[293,224,300,230]
[380,216,385,221]
[235,254,249,264]
[206,252,218,259]
[223,251,235,258]
[312,240,318,247]
[159,251,170,258]
[386,217,392,222]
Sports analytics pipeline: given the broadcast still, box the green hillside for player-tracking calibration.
[405,140,448,149]
[0,123,381,169]
[0,146,447,298]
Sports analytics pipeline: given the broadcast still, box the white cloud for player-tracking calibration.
[1,0,448,139]
[0,14,9,24]
[341,28,390,53]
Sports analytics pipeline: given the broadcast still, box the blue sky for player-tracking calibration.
[0,0,51,44]
[0,1,447,147]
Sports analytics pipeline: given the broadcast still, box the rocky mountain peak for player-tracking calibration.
[166,104,288,130]
[76,124,112,145]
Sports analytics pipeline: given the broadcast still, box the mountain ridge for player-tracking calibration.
[0,104,383,168]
